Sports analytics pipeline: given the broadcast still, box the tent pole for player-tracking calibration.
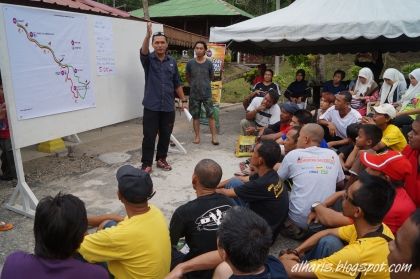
[274,0,281,75]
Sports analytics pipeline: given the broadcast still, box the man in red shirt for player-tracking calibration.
[402,114,420,207]
[360,150,416,234]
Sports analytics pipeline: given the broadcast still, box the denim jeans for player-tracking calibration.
[304,235,344,261]
[225,178,248,207]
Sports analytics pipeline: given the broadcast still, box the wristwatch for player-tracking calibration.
[311,201,322,212]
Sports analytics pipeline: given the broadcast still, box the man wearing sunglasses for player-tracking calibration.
[140,22,187,173]
[279,172,396,279]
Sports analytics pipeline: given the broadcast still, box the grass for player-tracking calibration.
[221,78,251,103]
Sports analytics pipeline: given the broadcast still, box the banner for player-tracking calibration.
[206,43,226,104]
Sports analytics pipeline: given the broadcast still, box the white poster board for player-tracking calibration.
[3,6,95,120]
[0,4,164,216]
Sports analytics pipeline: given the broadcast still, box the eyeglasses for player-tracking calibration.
[343,191,357,206]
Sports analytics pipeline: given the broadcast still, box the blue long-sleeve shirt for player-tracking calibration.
[140,51,181,112]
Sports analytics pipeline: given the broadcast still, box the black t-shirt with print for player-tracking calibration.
[170,193,234,278]
[253,82,280,96]
[234,170,288,233]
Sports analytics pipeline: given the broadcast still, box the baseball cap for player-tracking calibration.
[372,104,397,119]
[281,102,299,114]
[116,165,155,203]
[359,150,411,181]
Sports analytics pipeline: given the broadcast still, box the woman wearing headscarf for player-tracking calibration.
[379,68,407,105]
[349,67,379,116]
[285,69,311,109]
[394,68,420,136]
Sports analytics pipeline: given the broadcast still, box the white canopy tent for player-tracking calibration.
[209,0,420,55]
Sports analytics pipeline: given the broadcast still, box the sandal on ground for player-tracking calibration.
[156,158,172,171]
[0,222,13,232]
[239,159,250,171]
[234,170,249,177]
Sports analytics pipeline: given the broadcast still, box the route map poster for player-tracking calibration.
[3,6,95,120]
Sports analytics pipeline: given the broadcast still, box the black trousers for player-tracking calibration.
[0,138,16,178]
[141,108,175,166]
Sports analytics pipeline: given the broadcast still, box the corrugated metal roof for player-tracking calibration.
[130,0,253,19]
[30,0,131,17]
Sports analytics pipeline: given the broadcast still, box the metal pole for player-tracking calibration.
[274,0,281,75]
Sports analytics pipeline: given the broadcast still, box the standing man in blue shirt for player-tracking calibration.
[140,22,186,173]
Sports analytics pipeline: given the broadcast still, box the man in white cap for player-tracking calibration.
[363,103,407,151]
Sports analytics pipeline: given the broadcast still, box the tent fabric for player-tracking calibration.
[209,0,420,55]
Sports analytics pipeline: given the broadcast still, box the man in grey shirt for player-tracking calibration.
[186,41,218,145]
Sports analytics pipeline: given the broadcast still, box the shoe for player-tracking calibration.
[141,164,152,174]
[156,158,172,171]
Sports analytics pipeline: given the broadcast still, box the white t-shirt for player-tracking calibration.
[278,146,345,229]
[247,97,280,127]
[319,106,361,139]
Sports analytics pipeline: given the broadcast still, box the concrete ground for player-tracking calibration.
[0,103,298,270]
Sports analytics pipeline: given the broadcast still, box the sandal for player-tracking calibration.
[156,158,172,171]
[0,222,13,232]
[239,159,250,171]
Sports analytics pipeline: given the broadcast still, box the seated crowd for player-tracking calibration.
[2,65,420,279]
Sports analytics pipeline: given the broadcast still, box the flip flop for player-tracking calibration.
[211,140,219,145]
[239,159,250,171]
[0,222,13,232]
[193,139,200,144]
[234,171,248,177]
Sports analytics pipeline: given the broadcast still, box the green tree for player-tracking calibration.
[225,0,295,16]
[98,0,165,11]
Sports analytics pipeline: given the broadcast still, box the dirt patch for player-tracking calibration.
[23,153,108,184]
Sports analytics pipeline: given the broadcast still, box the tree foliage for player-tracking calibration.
[97,0,165,11]
[98,0,294,15]
[225,0,294,16]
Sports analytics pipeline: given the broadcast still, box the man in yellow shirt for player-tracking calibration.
[362,103,407,151]
[79,165,171,279]
[279,172,395,278]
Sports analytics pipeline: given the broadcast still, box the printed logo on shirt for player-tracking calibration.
[267,182,284,198]
[308,166,329,175]
[195,205,232,231]
[296,156,335,164]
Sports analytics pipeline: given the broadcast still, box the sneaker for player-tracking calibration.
[156,158,172,171]
[141,164,152,174]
